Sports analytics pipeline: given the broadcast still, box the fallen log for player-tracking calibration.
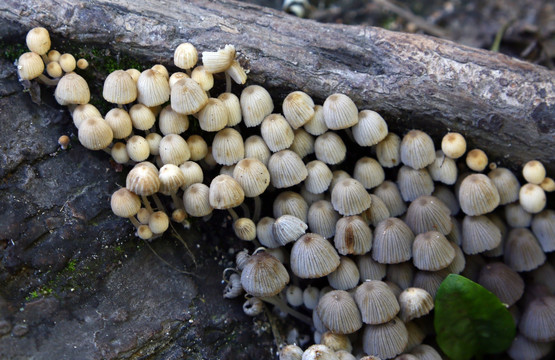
[1,0,554,172]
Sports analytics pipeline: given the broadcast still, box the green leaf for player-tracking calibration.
[434,274,516,360]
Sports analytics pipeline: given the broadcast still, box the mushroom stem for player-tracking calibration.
[152,193,166,212]
[227,207,239,222]
[225,71,232,93]
[37,73,60,86]
[171,193,184,210]
[253,196,262,223]
[261,295,312,326]
[128,215,141,228]
[40,53,49,64]
[141,195,154,213]
[240,203,250,219]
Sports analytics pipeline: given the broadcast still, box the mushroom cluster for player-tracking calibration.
[18,27,554,360]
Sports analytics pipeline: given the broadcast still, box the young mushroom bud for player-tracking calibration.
[103,70,137,105]
[26,27,51,56]
[323,93,359,130]
[54,72,91,105]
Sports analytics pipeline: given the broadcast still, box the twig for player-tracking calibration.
[373,0,450,38]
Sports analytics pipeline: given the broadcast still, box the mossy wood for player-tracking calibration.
[1,0,554,172]
[434,274,516,360]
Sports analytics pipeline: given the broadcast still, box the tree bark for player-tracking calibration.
[2,0,554,172]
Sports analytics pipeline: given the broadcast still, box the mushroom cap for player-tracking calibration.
[105,108,133,139]
[226,60,248,85]
[523,160,547,185]
[244,135,271,167]
[478,262,524,306]
[352,110,388,146]
[412,231,455,271]
[212,128,244,166]
[427,150,458,185]
[268,150,308,188]
[196,97,228,132]
[441,132,466,159]
[233,217,257,241]
[129,104,156,131]
[158,164,186,195]
[466,149,489,172]
[519,296,555,342]
[174,42,198,70]
[209,174,245,209]
[218,92,242,126]
[362,318,408,359]
[273,191,309,223]
[531,209,555,252]
[323,93,359,130]
[191,65,214,91]
[317,290,363,334]
[361,194,390,227]
[186,135,208,161]
[232,158,270,197]
[357,255,386,282]
[148,211,169,234]
[458,174,500,216]
[240,85,274,127]
[305,160,333,194]
[331,178,372,216]
[405,195,452,235]
[386,262,415,290]
[26,27,51,55]
[400,130,436,169]
[110,188,141,218]
[55,72,91,105]
[398,287,434,322]
[461,215,502,255]
[17,52,44,80]
[307,200,340,239]
[373,180,407,217]
[353,157,385,190]
[327,256,360,291]
[507,334,553,360]
[291,233,340,279]
[314,132,347,165]
[372,217,415,264]
[77,117,113,151]
[183,183,213,217]
[72,104,102,129]
[261,113,295,152]
[256,217,280,248]
[170,77,208,115]
[202,44,236,73]
[320,332,352,353]
[376,132,401,168]
[282,91,315,129]
[504,228,546,272]
[159,134,191,166]
[304,104,328,136]
[158,105,189,135]
[103,70,137,105]
[290,128,315,159]
[273,214,307,246]
[137,68,170,107]
[334,215,373,256]
[488,167,520,205]
[126,162,160,196]
[240,251,290,297]
[397,166,434,202]
[354,280,400,325]
[519,183,546,214]
[302,344,339,360]
[179,161,204,189]
[126,135,150,162]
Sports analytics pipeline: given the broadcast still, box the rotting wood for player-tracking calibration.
[1,0,554,172]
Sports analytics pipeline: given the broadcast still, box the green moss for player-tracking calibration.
[1,42,26,61]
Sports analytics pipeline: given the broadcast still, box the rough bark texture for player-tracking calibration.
[1,0,554,172]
